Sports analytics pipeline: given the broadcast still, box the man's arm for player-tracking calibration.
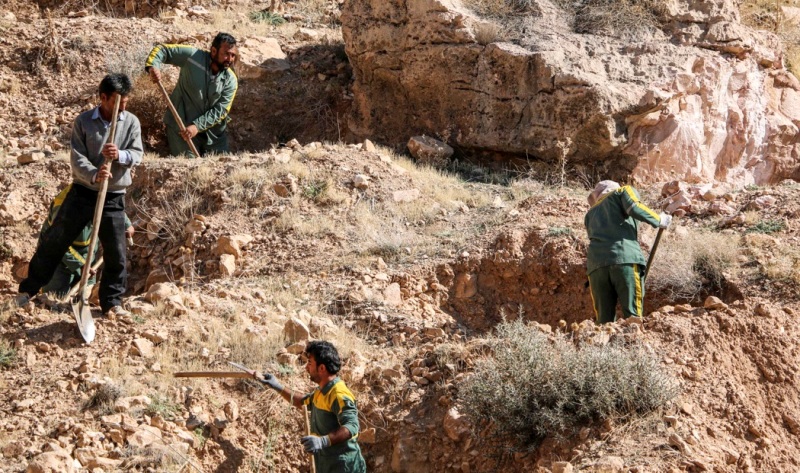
[70,116,98,185]
[192,73,238,132]
[145,44,196,71]
[619,186,662,228]
[119,116,144,168]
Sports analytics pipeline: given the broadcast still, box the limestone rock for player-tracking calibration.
[407,135,453,168]
[216,234,254,259]
[219,254,236,277]
[17,150,45,164]
[442,407,470,441]
[283,317,311,343]
[392,189,420,203]
[353,174,370,189]
[703,296,727,310]
[342,0,800,185]
[26,450,75,473]
[237,36,290,78]
[383,283,402,306]
[145,282,181,304]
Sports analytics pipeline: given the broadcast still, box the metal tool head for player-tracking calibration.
[228,361,254,373]
[71,296,95,344]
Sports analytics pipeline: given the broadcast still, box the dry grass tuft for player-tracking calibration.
[645,228,739,300]
[474,20,508,44]
[553,0,668,37]
[741,0,800,76]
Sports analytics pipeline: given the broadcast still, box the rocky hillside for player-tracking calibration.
[1,1,800,473]
[342,0,800,185]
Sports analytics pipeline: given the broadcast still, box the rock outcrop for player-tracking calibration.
[342,0,800,185]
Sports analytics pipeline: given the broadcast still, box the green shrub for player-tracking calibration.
[145,394,182,420]
[459,320,679,448]
[746,219,786,235]
[250,10,286,25]
[0,339,16,367]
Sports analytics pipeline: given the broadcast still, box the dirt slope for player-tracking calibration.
[1,2,800,473]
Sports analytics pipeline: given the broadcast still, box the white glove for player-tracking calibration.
[658,212,672,229]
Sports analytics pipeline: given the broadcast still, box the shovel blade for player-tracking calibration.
[71,297,96,344]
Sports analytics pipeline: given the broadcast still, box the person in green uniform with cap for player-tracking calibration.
[38,184,134,300]
[145,32,239,157]
[585,180,671,324]
[261,340,367,473]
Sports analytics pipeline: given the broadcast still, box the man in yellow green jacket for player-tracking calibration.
[145,32,238,157]
[260,341,367,473]
[584,181,671,323]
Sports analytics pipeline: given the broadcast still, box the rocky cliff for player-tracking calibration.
[342,0,800,184]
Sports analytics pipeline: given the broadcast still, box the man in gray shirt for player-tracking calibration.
[17,73,143,317]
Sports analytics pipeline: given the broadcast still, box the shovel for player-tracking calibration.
[642,227,665,282]
[154,77,201,158]
[71,94,121,344]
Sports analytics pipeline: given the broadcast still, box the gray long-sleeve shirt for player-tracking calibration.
[71,107,143,193]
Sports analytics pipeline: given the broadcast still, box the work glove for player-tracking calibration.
[260,373,284,392]
[658,212,672,229]
[301,435,331,453]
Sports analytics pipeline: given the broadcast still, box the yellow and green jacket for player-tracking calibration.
[303,377,366,473]
[39,185,131,275]
[145,44,238,146]
[584,185,662,274]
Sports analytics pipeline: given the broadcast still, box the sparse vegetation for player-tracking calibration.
[646,229,739,299]
[84,382,124,414]
[0,339,16,367]
[146,393,182,420]
[460,320,679,448]
[746,219,786,234]
[250,10,287,26]
[741,0,800,77]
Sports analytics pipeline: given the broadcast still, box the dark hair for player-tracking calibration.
[306,341,341,375]
[211,32,237,50]
[98,73,132,97]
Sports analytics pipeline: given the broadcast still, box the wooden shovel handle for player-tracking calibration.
[155,78,201,158]
[75,94,120,300]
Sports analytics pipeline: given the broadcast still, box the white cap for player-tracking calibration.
[588,180,620,206]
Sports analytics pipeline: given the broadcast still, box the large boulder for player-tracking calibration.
[341,0,800,185]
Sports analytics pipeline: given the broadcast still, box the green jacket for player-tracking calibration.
[39,185,132,275]
[584,186,662,275]
[303,378,366,473]
[145,44,238,146]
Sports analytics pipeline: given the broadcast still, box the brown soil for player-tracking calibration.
[1,2,800,473]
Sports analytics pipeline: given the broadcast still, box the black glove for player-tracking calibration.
[261,373,284,392]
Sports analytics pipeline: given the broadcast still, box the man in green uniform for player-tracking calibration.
[261,340,367,473]
[38,185,134,300]
[585,180,671,324]
[145,32,239,157]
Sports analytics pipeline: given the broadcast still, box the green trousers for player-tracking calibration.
[167,127,229,158]
[588,264,644,324]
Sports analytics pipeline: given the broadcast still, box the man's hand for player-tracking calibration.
[102,143,120,161]
[180,124,199,142]
[148,67,162,84]
[658,212,672,229]
[301,435,330,453]
[260,373,284,392]
[95,162,112,183]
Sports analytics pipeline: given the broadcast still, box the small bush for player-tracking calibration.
[250,10,286,25]
[84,383,124,414]
[464,0,538,17]
[550,0,668,37]
[746,219,786,234]
[145,394,181,420]
[460,320,678,448]
[646,230,739,299]
[473,20,507,44]
[0,339,17,367]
